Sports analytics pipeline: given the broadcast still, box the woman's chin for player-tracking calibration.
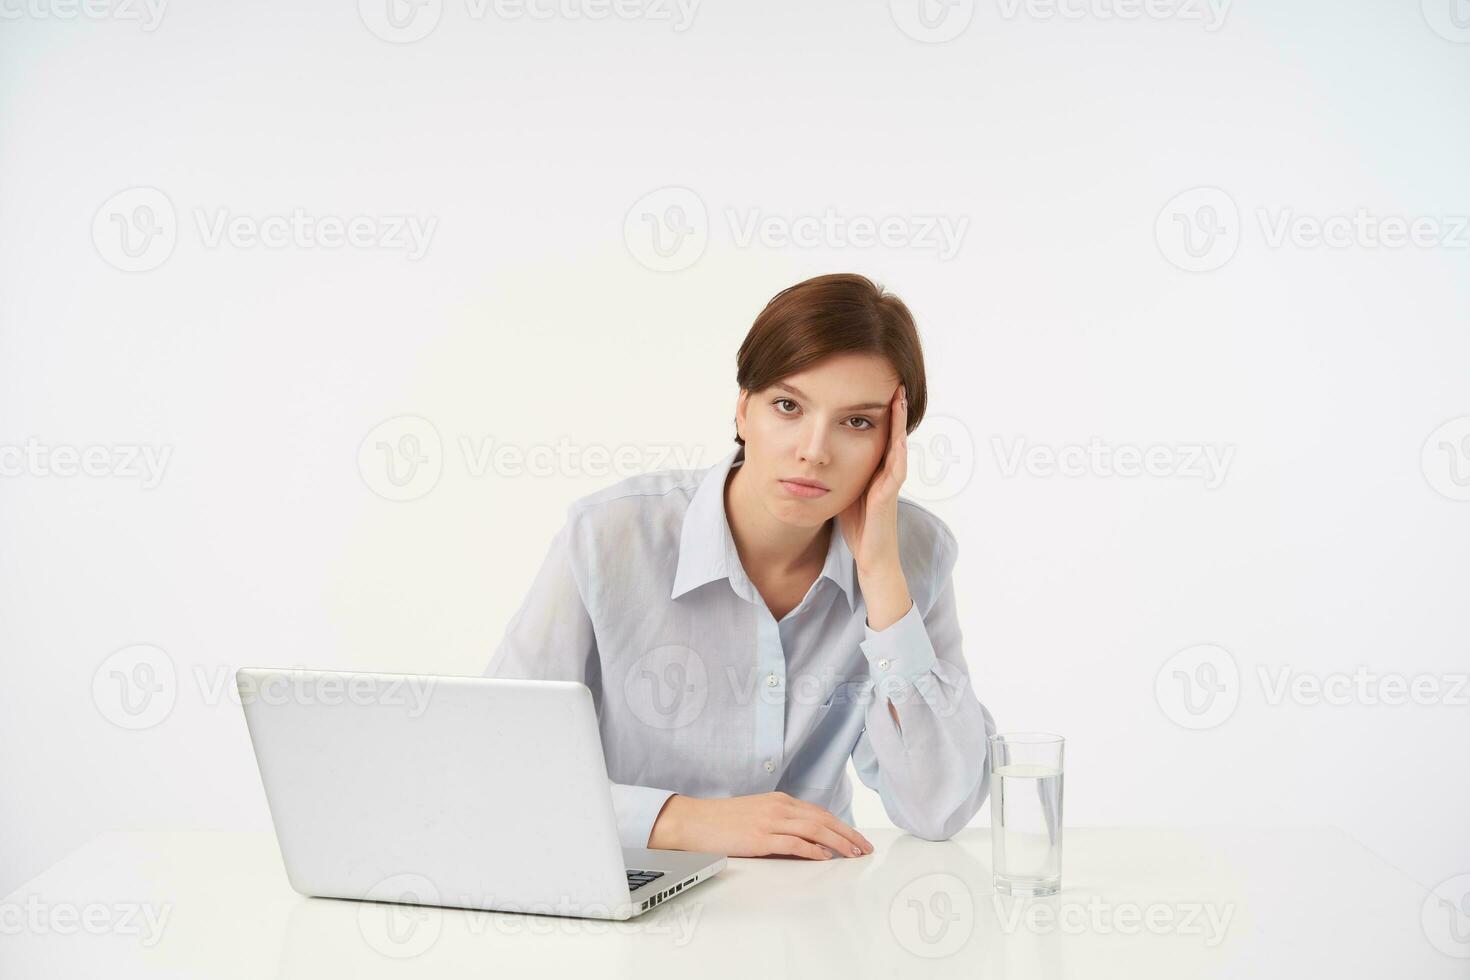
[768,496,835,528]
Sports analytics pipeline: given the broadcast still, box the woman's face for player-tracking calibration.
[734,351,900,529]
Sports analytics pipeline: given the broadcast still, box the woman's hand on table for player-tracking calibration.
[648,792,875,860]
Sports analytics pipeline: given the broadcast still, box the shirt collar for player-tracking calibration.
[670,444,857,612]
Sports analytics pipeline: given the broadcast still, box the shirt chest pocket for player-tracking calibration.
[807,680,866,735]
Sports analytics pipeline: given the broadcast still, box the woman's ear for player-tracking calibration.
[734,389,749,440]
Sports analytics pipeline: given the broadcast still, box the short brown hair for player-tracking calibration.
[734,273,927,446]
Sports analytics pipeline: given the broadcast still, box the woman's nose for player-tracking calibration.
[797,425,830,466]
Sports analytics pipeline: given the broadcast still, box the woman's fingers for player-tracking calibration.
[784,798,873,853]
[767,833,834,861]
[870,384,906,496]
[887,435,904,486]
[773,819,867,859]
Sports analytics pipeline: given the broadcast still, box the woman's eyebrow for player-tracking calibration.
[773,382,890,413]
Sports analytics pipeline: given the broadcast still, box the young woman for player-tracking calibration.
[485,273,996,860]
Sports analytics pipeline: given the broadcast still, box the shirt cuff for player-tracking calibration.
[859,599,939,690]
[609,782,679,849]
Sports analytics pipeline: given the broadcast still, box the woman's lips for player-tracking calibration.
[779,480,830,499]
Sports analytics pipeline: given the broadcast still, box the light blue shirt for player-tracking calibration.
[483,443,996,847]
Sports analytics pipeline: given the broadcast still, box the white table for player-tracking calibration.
[2,827,1461,978]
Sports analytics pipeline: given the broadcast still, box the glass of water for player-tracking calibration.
[989,732,1065,897]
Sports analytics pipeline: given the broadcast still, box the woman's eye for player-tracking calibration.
[773,398,798,414]
[848,417,874,431]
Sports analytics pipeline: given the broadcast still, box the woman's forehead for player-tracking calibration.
[779,355,897,399]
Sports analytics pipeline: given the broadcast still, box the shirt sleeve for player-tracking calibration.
[482,508,681,850]
[850,530,997,841]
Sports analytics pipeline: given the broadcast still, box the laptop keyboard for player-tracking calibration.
[625,868,666,890]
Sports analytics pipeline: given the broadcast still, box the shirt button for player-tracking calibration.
[877,658,890,670]
[766,674,778,687]
[763,759,775,773]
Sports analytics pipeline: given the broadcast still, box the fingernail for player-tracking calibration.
[822,848,834,859]
[851,846,861,856]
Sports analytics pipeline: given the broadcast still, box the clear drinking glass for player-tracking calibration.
[989,732,1065,897]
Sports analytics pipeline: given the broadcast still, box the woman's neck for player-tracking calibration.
[723,458,829,578]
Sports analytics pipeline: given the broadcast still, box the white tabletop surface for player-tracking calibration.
[2,826,1463,978]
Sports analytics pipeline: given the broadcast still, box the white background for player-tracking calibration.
[1,0,1467,903]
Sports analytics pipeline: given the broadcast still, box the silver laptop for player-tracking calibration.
[237,668,726,920]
